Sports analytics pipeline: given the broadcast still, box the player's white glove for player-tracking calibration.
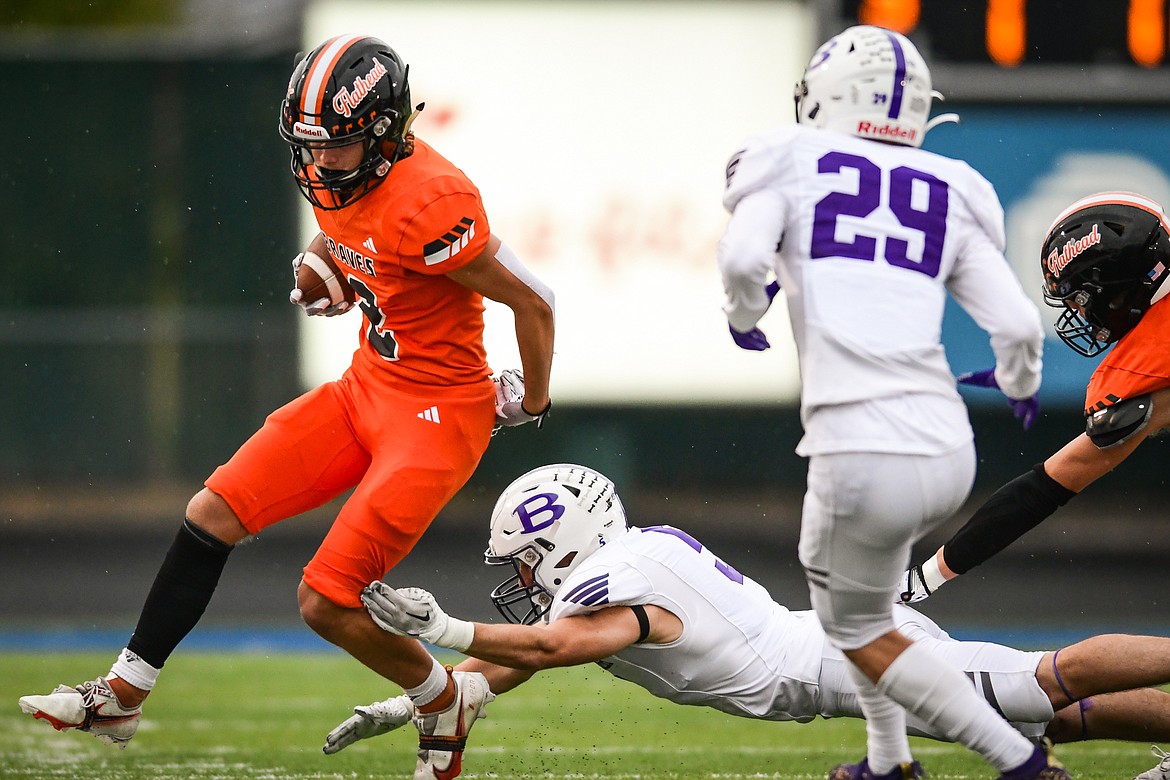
[899,564,933,604]
[361,583,475,652]
[322,695,414,755]
[493,369,551,429]
[290,252,354,317]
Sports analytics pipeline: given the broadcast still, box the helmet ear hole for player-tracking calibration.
[553,551,578,570]
[1103,220,1127,237]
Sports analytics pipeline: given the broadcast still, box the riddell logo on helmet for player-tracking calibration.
[856,121,917,142]
[332,58,388,118]
[1046,224,1101,277]
[294,122,331,140]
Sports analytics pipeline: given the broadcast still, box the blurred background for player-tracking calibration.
[2,0,1169,649]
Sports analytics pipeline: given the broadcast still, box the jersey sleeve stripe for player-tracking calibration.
[562,573,608,604]
[422,218,477,266]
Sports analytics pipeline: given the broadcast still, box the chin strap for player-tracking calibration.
[925,90,961,134]
[925,112,960,132]
[392,102,426,161]
[403,101,425,135]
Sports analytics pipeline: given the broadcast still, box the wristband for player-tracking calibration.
[437,618,474,653]
[520,399,551,417]
[920,555,949,592]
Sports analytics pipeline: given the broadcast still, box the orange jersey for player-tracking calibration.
[1084,295,1170,414]
[312,139,492,390]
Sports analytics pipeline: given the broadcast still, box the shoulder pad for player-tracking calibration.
[1085,393,1153,449]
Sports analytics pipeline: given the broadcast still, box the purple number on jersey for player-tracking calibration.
[887,165,948,277]
[812,152,881,262]
[810,151,949,278]
[643,525,744,584]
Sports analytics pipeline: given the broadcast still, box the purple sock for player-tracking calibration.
[999,746,1045,780]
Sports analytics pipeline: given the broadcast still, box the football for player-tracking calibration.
[296,232,356,308]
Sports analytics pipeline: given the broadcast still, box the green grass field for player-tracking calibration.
[0,651,1158,779]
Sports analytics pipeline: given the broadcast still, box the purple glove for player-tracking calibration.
[729,324,770,350]
[955,368,1040,431]
[728,281,782,352]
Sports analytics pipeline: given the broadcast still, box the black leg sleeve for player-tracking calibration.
[942,463,1076,575]
[126,518,233,669]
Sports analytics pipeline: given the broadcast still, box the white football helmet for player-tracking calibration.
[485,464,627,624]
[794,25,956,148]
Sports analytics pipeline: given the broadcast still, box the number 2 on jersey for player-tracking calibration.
[644,526,743,584]
[811,151,949,278]
[348,277,400,361]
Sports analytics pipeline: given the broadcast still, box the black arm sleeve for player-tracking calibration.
[941,463,1076,575]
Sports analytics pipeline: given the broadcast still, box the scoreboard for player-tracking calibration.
[821,1,1170,102]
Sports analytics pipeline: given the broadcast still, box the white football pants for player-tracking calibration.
[798,445,976,650]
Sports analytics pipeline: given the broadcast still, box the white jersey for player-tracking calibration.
[547,526,1053,733]
[549,525,827,722]
[717,125,1043,455]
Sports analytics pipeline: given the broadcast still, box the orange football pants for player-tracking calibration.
[205,366,496,608]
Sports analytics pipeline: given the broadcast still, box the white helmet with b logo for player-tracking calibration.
[485,464,627,624]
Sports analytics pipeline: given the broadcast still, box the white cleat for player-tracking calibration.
[1135,745,1170,780]
[413,670,494,780]
[18,677,142,748]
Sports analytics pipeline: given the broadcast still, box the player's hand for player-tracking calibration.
[290,286,354,317]
[322,695,414,755]
[362,583,444,638]
[493,369,551,429]
[289,252,354,316]
[729,324,770,351]
[899,564,933,604]
[728,281,781,351]
[1008,395,1040,430]
[361,583,474,651]
[956,368,1040,431]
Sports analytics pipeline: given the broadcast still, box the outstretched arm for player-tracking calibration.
[902,387,1170,602]
[455,609,646,670]
[361,582,679,671]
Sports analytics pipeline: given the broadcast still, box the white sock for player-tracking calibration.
[109,648,160,694]
[877,642,1033,772]
[404,657,448,708]
[847,662,912,774]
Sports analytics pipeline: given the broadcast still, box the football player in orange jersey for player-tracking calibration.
[19,35,554,780]
[902,192,1170,617]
